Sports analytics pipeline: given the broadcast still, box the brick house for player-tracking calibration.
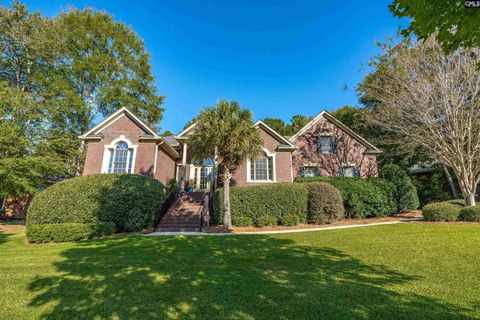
[79,107,381,190]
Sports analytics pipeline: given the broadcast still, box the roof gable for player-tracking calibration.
[254,121,295,148]
[289,111,381,153]
[79,107,158,138]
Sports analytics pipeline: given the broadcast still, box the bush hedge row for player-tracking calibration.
[27,174,165,242]
[27,222,116,243]
[213,183,308,226]
[295,177,396,218]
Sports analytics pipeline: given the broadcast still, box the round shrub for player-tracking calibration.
[280,214,300,226]
[27,174,165,232]
[459,206,480,222]
[255,215,278,227]
[232,216,253,227]
[422,201,461,221]
[446,199,465,207]
[380,164,419,212]
[307,182,344,224]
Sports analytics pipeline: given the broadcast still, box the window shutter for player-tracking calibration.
[338,166,344,176]
[314,167,320,176]
[332,137,337,153]
[354,167,360,177]
[300,166,305,177]
[316,136,321,154]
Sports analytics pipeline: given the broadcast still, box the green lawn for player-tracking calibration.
[1,224,479,320]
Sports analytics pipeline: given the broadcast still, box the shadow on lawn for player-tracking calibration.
[0,231,13,245]
[28,235,474,319]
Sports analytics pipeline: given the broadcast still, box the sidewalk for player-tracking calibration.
[146,217,423,236]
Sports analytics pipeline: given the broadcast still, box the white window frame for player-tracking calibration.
[246,148,276,183]
[101,135,138,174]
[341,163,357,178]
[303,166,320,177]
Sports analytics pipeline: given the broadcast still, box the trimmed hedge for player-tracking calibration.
[380,164,419,212]
[26,222,116,243]
[296,177,396,218]
[232,216,253,227]
[422,201,461,222]
[27,174,165,233]
[307,183,344,224]
[281,214,300,226]
[459,206,480,222]
[255,215,277,227]
[213,183,308,224]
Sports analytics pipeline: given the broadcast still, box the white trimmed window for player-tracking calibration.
[303,166,320,177]
[341,165,358,178]
[317,135,336,154]
[249,154,275,182]
[102,138,136,174]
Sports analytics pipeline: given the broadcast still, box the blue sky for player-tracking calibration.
[26,0,405,134]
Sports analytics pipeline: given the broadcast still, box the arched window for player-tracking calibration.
[107,141,134,174]
[249,153,274,182]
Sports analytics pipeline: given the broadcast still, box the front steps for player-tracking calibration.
[155,192,206,232]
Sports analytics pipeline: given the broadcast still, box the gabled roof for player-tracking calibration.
[175,122,197,140]
[79,107,157,138]
[289,110,382,154]
[254,120,295,148]
[175,119,295,149]
[78,107,179,158]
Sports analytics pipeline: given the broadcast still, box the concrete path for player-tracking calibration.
[146,217,423,236]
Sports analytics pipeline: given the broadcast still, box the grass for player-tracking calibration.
[1,223,479,319]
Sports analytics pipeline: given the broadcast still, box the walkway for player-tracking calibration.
[147,217,423,236]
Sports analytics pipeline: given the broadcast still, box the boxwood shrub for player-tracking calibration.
[232,216,253,227]
[27,174,165,235]
[213,183,308,224]
[296,177,396,218]
[459,206,480,222]
[255,215,278,227]
[307,182,344,224]
[380,164,419,212]
[280,214,300,226]
[26,222,116,243]
[422,201,461,221]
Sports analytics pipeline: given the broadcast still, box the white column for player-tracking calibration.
[182,142,187,165]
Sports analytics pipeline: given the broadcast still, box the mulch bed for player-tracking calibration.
[203,211,424,233]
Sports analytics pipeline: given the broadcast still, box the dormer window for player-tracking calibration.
[317,135,336,154]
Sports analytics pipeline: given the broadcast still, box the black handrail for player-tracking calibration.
[154,181,181,229]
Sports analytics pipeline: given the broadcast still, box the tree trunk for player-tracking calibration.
[441,163,459,199]
[223,168,232,231]
[75,140,85,176]
[466,192,476,206]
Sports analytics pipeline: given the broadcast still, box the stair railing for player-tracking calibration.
[199,191,211,232]
[154,180,181,229]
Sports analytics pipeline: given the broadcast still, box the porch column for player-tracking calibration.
[182,142,187,165]
[180,142,187,190]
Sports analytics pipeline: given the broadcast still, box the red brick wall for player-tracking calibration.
[291,117,378,179]
[231,128,293,186]
[155,146,177,185]
[83,114,177,185]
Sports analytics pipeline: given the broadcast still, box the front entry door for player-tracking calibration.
[192,166,213,191]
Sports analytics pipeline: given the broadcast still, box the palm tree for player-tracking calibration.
[190,100,263,230]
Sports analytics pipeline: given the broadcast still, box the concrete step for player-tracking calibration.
[155,227,201,232]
